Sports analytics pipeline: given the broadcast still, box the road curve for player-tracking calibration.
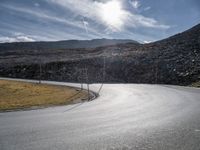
[0,80,200,150]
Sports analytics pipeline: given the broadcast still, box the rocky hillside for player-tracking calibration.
[0,24,199,86]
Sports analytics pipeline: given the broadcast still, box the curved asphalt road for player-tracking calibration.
[0,80,200,150]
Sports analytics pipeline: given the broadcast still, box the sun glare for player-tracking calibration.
[100,0,125,30]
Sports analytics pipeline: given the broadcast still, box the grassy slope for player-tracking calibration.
[0,80,88,111]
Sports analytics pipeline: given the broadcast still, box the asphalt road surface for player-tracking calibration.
[0,80,200,150]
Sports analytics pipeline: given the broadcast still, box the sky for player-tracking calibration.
[0,0,200,43]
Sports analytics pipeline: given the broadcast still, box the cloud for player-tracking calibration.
[46,0,170,31]
[2,4,84,29]
[0,33,35,43]
[143,40,152,44]
[144,6,151,11]
[128,14,170,29]
[82,18,89,34]
[1,4,107,38]
[129,0,141,9]
[0,0,171,42]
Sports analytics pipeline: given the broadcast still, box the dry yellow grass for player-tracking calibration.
[191,81,200,88]
[0,80,88,111]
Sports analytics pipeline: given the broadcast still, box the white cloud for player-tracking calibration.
[46,0,170,31]
[1,0,170,42]
[128,14,170,29]
[129,0,141,9]
[143,40,152,44]
[0,33,35,43]
[2,4,106,38]
[82,18,89,34]
[16,36,35,42]
[144,6,151,11]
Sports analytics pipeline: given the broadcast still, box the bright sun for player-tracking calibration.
[100,0,124,30]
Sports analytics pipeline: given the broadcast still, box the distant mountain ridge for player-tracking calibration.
[0,38,138,51]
